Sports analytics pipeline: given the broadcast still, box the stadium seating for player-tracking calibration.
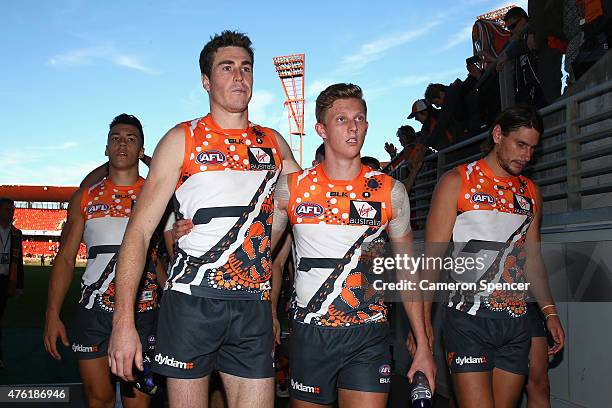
[14,208,66,231]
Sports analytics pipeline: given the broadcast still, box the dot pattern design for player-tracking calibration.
[176,115,283,190]
[452,159,538,318]
[79,177,159,314]
[287,164,395,327]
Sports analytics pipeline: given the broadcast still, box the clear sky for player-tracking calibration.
[0,0,525,186]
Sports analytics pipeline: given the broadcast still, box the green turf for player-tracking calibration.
[1,266,84,384]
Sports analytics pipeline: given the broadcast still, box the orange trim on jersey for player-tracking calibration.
[81,177,144,221]
[175,114,283,190]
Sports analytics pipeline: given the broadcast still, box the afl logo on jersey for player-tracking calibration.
[295,203,324,218]
[197,150,226,165]
[472,193,495,205]
[86,204,110,214]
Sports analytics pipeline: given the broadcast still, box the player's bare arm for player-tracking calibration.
[423,169,462,336]
[388,181,437,389]
[524,183,565,354]
[44,189,86,360]
[109,126,184,381]
[273,129,302,175]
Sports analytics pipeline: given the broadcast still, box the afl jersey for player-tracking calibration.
[448,159,537,318]
[167,114,283,300]
[79,177,158,313]
[287,164,394,327]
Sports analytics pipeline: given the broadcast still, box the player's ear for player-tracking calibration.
[139,146,145,159]
[492,124,503,145]
[104,146,109,157]
[202,74,211,92]
[315,123,326,141]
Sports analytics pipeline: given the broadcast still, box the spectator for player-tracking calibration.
[0,198,24,369]
[361,156,381,170]
[498,6,565,107]
[572,0,612,80]
[385,125,417,159]
[527,1,566,104]
[408,99,453,151]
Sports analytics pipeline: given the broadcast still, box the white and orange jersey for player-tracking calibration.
[80,177,158,313]
[167,114,283,300]
[286,164,402,327]
[448,158,538,318]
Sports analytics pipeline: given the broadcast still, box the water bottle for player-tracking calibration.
[135,334,158,395]
[410,371,432,408]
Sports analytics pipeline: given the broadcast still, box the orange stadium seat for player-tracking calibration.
[13,208,67,231]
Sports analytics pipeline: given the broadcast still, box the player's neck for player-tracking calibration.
[483,153,514,178]
[209,105,249,130]
[108,166,140,186]
[321,156,362,181]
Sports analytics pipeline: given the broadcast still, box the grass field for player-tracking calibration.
[0,266,84,384]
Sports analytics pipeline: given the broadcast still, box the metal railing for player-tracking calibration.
[384,79,612,230]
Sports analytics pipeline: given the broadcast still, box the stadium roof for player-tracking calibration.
[0,185,77,202]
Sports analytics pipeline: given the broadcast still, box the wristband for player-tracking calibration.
[541,304,556,312]
[545,313,559,320]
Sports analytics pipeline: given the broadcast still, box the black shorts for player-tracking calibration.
[72,307,157,360]
[443,308,530,375]
[527,303,547,338]
[289,321,391,405]
[152,290,274,379]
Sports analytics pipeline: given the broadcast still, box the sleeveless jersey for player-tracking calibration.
[448,159,538,318]
[287,164,393,327]
[167,114,283,300]
[79,177,158,313]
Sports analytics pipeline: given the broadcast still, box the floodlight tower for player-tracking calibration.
[273,54,305,165]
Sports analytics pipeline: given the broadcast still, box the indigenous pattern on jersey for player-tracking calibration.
[167,114,283,300]
[448,159,537,318]
[79,177,158,313]
[287,164,393,327]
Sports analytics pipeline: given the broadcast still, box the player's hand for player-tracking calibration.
[172,218,194,241]
[272,314,281,345]
[407,345,437,394]
[43,315,70,360]
[546,314,565,355]
[108,321,142,382]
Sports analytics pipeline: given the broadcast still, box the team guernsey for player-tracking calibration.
[448,158,537,318]
[167,114,283,300]
[287,164,394,327]
[79,177,158,313]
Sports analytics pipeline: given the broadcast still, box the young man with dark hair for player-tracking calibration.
[108,30,300,408]
[424,105,564,408]
[0,198,24,369]
[272,83,435,408]
[44,113,160,408]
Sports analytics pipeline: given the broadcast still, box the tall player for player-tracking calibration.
[108,30,300,408]
[271,83,436,407]
[425,105,564,407]
[44,114,159,408]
